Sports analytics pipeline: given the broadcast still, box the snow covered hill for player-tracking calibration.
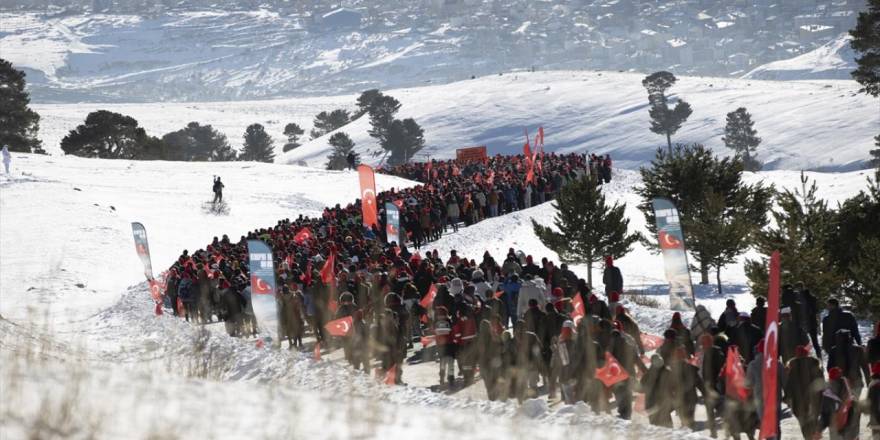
[33,71,877,173]
[0,153,873,438]
[281,71,875,171]
[743,34,858,81]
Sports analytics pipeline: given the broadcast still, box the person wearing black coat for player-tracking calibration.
[700,333,727,438]
[779,307,810,364]
[827,329,870,394]
[868,363,880,440]
[750,297,767,333]
[784,346,824,440]
[868,323,880,364]
[822,298,861,353]
[796,283,823,359]
[729,313,762,365]
[602,255,623,295]
[642,353,673,428]
[608,329,647,420]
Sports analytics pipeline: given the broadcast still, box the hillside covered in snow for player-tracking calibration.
[743,33,858,81]
[32,71,877,172]
[1,153,874,438]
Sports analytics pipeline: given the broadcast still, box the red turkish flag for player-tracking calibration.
[723,345,749,401]
[595,352,630,388]
[384,364,397,385]
[300,261,313,286]
[250,275,273,294]
[760,251,781,439]
[420,284,437,309]
[358,165,378,228]
[487,170,495,185]
[420,335,436,347]
[640,333,665,352]
[294,227,313,244]
[392,199,404,209]
[571,292,586,326]
[493,290,505,300]
[523,128,532,157]
[325,316,353,337]
[148,279,163,302]
[320,252,336,284]
[658,230,684,250]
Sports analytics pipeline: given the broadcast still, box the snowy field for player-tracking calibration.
[32,71,879,172]
[1,152,875,438]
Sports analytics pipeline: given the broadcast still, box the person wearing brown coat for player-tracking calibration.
[785,345,824,439]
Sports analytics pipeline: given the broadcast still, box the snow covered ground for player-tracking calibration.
[33,71,878,172]
[1,152,874,438]
[743,34,857,81]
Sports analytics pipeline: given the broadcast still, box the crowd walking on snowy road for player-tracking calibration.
[152,152,877,440]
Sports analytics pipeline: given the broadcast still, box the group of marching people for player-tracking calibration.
[155,151,878,439]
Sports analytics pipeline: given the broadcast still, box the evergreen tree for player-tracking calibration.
[830,169,880,316]
[870,134,880,168]
[745,173,843,301]
[325,132,358,170]
[61,110,154,159]
[310,109,351,139]
[722,107,762,171]
[239,123,275,162]
[532,175,639,287]
[850,0,880,97]
[161,122,235,161]
[354,89,382,119]
[0,58,44,153]
[642,71,692,150]
[282,122,304,152]
[383,118,425,166]
[636,144,772,285]
[367,94,402,143]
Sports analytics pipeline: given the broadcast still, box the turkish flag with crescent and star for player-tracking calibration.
[595,351,630,388]
[293,227,313,244]
[357,164,379,228]
[571,292,585,326]
[250,275,273,294]
[658,230,684,250]
[723,345,749,401]
[325,316,353,337]
[148,279,163,303]
[760,251,781,440]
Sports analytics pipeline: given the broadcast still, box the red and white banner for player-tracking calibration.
[358,164,378,228]
[571,292,585,326]
[131,222,154,281]
[595,352,629,387]
[293,227,313,244]
[760,251,781,439]
[325,316,354,337]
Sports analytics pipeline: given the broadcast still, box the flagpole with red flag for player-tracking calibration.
[760,251,781,439]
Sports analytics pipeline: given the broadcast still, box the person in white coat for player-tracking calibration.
[2,146,11,174]
[517,274,548,318]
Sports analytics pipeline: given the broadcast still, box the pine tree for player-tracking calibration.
[636,144,772,285]
[830,169,880,316]
[367,94,402,143]
[239,123,275,162]
[870,134,880,168]
[383,118,425,165]
[745,173,843,301]
[161,122,235,161]
[642,71,692,151]
[722,107,762,171]
[61,110,152,159]
[354,89,382,119]
[532,175,639,287]
[850,0,880,97]
[282,122,304,152]
[325,132,358,170]
[310,109,351,139]
[0,58,44,153]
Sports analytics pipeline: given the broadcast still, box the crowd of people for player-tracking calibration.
[155,152,878,440]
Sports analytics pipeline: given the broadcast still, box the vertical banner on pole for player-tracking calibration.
[247,240,278,343]
[651,198,695,310]
[131,222,154,280]
[760,251,781,439]
[358,164,378,229]
[385,202,402,245]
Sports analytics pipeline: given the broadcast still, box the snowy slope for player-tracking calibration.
[281,71,876,171]
[33,71,877,172]
[743,34,858,81]
[1,154,873,438]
